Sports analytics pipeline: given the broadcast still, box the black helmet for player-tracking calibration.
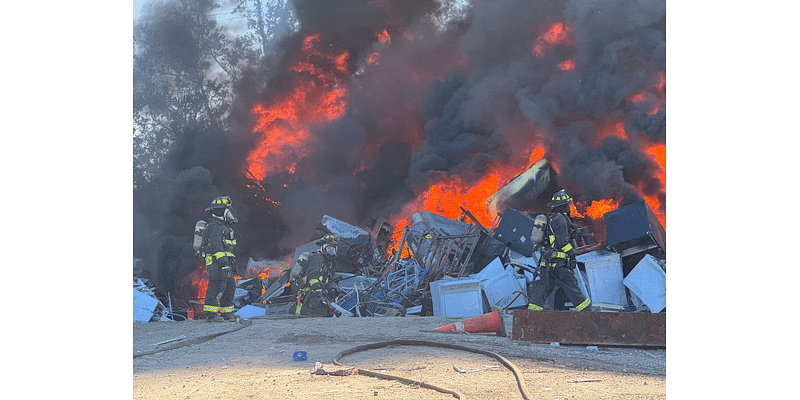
[547,189,573,208]
[316,233,340,245]
[316,234,341,257]
[205,196,233,213]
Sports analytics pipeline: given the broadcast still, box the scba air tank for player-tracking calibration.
[530,214,548,247]
[193,220,207,252]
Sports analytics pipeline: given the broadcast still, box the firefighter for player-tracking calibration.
[201,196,240,322]
[527,189,593,312]
[295,234,342,317]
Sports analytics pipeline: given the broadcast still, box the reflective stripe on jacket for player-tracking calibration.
[203,218,237,266]
[539,212,574,268]
[206,251,235,266]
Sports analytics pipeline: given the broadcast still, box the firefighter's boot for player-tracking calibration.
[222,312,240,322]
[204,312,224,322]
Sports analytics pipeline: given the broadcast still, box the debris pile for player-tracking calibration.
[135,160,666,322]
[133,278,187,322]
[231,191,665,320]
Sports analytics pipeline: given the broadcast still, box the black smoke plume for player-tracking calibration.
[133,0,665,300]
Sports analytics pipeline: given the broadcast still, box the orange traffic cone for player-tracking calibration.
[433,306,507,337]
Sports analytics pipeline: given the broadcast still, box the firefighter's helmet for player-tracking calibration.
[547,189,573,208]
[316,233,340,245]
[316,233,341,257]
[205,196,233,212]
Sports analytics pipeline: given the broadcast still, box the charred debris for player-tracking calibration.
[134,159,666,322]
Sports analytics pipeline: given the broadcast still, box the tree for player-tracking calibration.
[133,0,261,187]
[233,0,298,58]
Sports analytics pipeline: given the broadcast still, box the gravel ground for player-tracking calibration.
[133,313,665,399]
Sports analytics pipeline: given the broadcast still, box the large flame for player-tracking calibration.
[242,20,664,252]
[154,4,667,318]
[246,34,350,181]
[585,199,620,219]
[390,146,548,231]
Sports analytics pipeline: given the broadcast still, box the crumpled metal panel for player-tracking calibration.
[512,309,666,347]
[603,201,666,255]
[492,207,537,257]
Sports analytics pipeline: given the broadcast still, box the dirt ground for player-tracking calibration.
[133,313,666,399]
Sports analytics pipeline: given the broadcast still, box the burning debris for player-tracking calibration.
[133,1,666,328]
[134,178,665,322]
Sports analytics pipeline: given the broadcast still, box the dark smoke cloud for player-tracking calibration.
[134,165,218,289]
[134,0,666,297]
[284,0,440,73]
[403,0,665,209]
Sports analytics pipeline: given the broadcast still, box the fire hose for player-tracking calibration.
[333,339,534,400]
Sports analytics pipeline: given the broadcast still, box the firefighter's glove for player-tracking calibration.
[329,281,341,294]
[324,284,340,299]
[541,249,556,261]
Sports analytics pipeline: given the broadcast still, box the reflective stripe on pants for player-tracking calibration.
[575,298,592,312]
[203,305,219,313]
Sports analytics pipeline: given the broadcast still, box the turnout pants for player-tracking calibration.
[295,290,335,317]
[203,264,236,317]
[528,262,591,311]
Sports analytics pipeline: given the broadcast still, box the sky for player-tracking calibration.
[134,0,145,20]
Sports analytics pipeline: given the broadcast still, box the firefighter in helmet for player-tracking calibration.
[295,234,342,317]
[201,196,240,322]
[527,189,593,312]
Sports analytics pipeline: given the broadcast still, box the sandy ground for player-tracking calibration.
[133,313,665,399]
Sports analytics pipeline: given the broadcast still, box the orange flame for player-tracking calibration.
[558,59,575,71]
[570,202,585,219]
[423,171,504,226]
[532,22,572,58]
[190,266,208,302]
[391,145,549,232]
[585,199,620,219]
[366,51,381,65]
[630,71,666,115]
[634,143,666,230]
[528,146,545,165]
[246,34,350,181]
[387,171,505,259]
[594,120,627,148]
[377,28,391,45]
[174,262,210,319]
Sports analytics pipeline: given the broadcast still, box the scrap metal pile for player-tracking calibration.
[134,160,666,322]
[134,277,189,322]
[234,198,666,319]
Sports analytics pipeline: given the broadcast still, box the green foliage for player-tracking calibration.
[132,0,294,188]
